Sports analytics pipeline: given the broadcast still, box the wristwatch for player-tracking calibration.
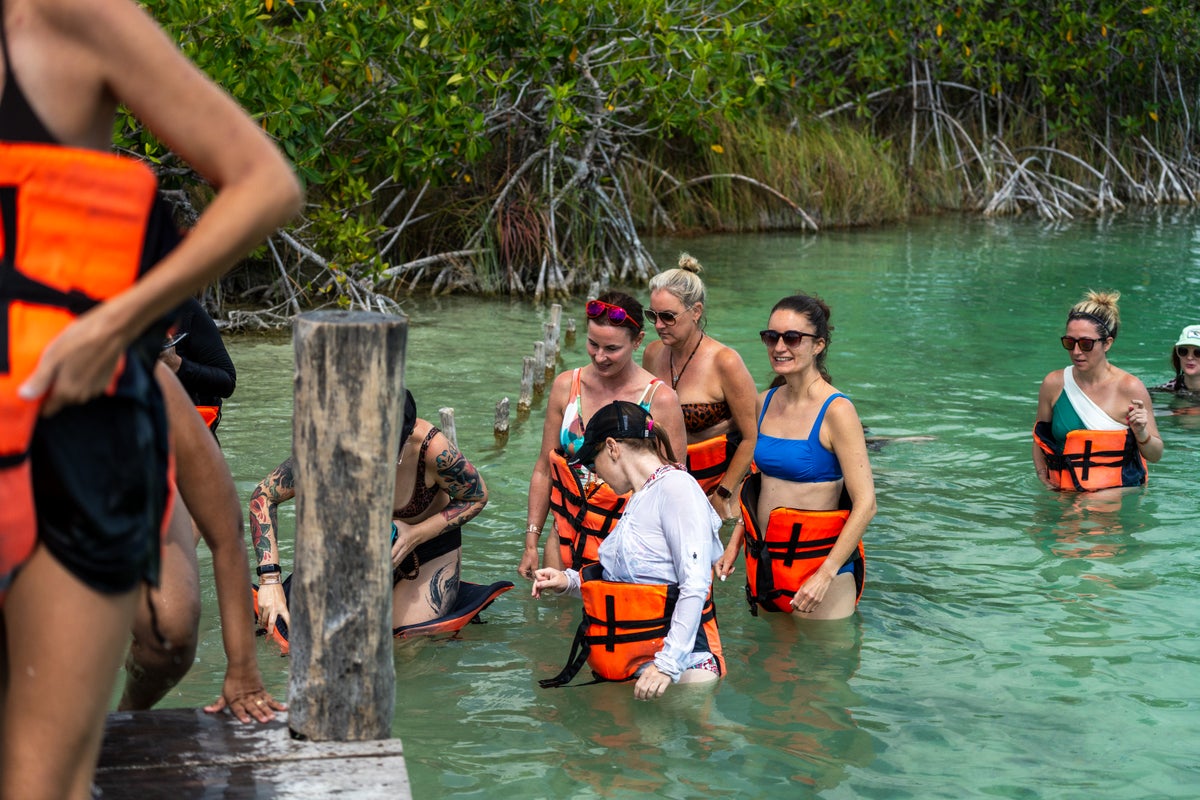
[256,563,282,576]
[714,484,733,499]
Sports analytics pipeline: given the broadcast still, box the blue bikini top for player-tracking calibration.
[753,388,845,483]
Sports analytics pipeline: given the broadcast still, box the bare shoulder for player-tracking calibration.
[1041,368,1065,393]
[1115,368,1150,397]
[648,378,681,410]
[547,368,575,404]
[40,0,163,50]
[825,389,862,424]
[713,339,749,371]
[425,423,460,456]
[408,417,435,444]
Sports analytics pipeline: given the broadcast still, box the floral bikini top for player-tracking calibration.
[559,368,662,454]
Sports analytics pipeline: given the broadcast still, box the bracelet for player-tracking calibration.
[256,563,282,576]
[259,575,282,586]
[526,524,542,537]
[1136,431,1151,445]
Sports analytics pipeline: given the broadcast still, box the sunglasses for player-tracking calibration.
[586,299,641,330]
[1177,346,1200,359]
[1061,336,1106,352]
[760,329,819,347]
[644,308,686,326]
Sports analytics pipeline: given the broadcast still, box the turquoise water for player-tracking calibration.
[158,211,1200,798]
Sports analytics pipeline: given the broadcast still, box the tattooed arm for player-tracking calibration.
[247,457,296,634]
[391,431,488,566]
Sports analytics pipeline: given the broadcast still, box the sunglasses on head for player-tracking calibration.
[1177,346,1200,359]
[586,299,641,330]
[760,329,819,347]
[1061,336,1105,352]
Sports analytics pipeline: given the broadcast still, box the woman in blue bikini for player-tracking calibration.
[717,294,875,620]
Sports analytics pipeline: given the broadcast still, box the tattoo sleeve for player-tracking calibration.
[248,457,297,563]
[434,445,487,530]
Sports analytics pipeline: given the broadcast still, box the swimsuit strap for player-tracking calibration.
[757,386,779,431]
[808,392,847,441]
[417,425,439,465]
[637,377,662,411]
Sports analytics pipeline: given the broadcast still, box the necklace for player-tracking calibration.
[639,463,677,492]
[670,331,704,389]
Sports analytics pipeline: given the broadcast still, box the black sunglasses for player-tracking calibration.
[1061,336,1105,352]
[586,299,641,330]
[760,329,819,347]
[1177,346,1200,359]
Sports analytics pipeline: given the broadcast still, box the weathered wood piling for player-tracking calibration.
[289,310,407,742]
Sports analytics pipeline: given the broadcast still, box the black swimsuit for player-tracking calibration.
[0,0,56,144]
[2,4,174,593]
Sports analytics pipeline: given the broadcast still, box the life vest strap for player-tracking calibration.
[0,448,29,468]
[539,619,594,688]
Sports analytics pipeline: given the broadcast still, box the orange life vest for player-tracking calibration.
[540,563,725,687]
[196,405,220,430]
[547,450,629,569]
[0,143,160,602]
[738,472,865,615]
[685,430,741,495]
[1033,422,1147,492]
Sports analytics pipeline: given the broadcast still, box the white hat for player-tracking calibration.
[1174,325,1200,349]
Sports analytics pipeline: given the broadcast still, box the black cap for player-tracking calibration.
[568,401,654,468]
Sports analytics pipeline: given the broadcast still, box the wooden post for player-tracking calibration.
[564,317,576,345]
[543,322,557,382]
[494,397,510,437]
[533,342,546,393]
[547,303,562,368]
[519,357,535,411]
[290,310,406,742]
[587,280,600,301]
[439,407,458,449]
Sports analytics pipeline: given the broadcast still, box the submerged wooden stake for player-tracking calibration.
[290,310,407,742]
[494,397,510,437]
[533,342,546,392]
[519,356,535,411]
[439,407,458,448]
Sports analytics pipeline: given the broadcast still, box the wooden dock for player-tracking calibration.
[95,709,410,799]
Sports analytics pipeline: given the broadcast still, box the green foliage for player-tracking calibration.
[127,0,1200,304]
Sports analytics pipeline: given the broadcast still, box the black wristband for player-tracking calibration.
[256,563,282,576]
[715,484,733,499]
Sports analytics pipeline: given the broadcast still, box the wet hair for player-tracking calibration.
[591,290,644,339]
[1067,290,1120,342]
[768,293,834,386]
[648,253,708,326]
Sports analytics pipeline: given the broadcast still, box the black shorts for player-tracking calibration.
[30,373,169,595]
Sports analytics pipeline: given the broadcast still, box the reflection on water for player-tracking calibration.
[1026,489,1150,561]
[150,211,1200,798]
